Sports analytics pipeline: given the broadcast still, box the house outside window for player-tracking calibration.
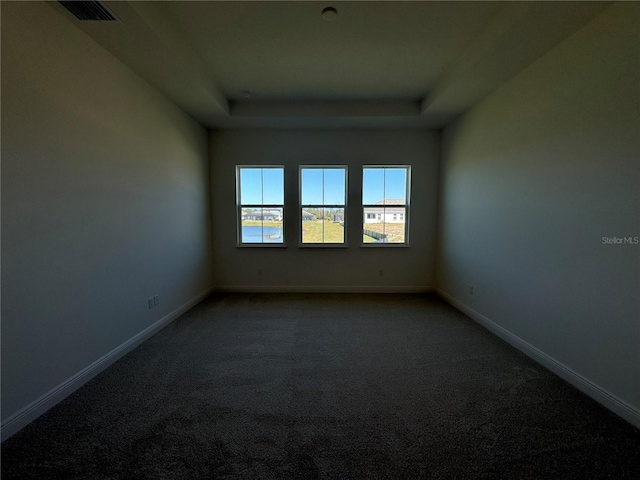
[362,166,411,245]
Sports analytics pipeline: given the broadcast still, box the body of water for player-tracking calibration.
[242,226,283,243]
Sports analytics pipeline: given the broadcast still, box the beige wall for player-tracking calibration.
[437,2,639,420]
[1,2,213,423]
[209,129,439,291]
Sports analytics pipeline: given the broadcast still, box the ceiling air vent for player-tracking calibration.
[58,1,117,21]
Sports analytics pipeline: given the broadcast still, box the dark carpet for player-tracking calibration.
[2,293,639,479]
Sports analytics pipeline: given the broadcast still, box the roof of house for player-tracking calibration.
[364,200,406,214]
[243,209,282,217]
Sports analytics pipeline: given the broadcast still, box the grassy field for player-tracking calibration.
[362,222,406,243]
[302,220,344,243]
[242,220,282,227]
[242,220,404,243]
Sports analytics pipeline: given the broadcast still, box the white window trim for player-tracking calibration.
[236,165,286,247]
[299,165,348,248]
[361,165,411,247]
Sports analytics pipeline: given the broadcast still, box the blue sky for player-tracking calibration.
[240,168,284,205]
[301,168,345,205]
[362,167,407,204]
[239,167,408,205]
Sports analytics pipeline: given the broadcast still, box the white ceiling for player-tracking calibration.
[55,1,613,129]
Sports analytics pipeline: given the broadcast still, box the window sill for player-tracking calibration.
[236,244,287,248]
[299,244,349,248]
[360,243,410,248]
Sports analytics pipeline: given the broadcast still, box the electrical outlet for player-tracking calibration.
[258,269,263,276]
[468,286,474,296]
[153,295,159,307]
[148,298,154,309]
[379,269,384,277]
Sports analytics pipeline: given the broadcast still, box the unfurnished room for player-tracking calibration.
[1,1,639,478]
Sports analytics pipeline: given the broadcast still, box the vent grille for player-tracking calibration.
[58,1,117,21]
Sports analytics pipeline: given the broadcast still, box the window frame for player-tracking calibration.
[299,165,348,248]
[236,165,286,247]
[361,165,411,247]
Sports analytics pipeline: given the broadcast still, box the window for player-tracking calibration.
[236,166,284,245]
[362,166,410,245]
[300,166,347,245]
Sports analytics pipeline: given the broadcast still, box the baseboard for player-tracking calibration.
[215,285,435,293]
[436,289,640,430]
[1,288,213,442]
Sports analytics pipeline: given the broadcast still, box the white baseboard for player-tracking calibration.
[215,285,434,293]
[436,289,640,430]
[1,288,213,442]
